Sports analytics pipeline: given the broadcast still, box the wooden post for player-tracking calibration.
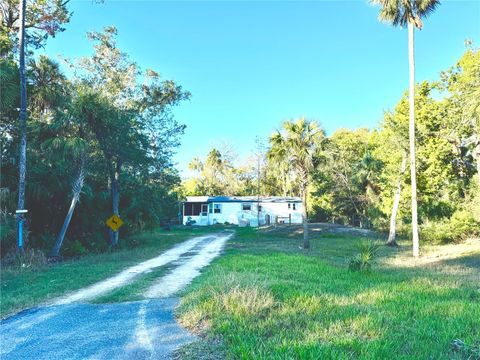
[289,213,291,226]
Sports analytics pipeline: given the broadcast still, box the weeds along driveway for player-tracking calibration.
[1,232,233,360]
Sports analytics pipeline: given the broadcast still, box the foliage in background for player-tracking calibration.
[181,47,480,244]
[1,22,189,257]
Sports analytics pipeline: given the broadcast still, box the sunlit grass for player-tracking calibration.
[177,226,480,359]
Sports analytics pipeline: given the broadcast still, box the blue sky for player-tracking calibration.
[41,0,480,176]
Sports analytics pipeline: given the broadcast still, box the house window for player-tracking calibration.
[208,203,213,214]
[242,203,252,211]
[288,203,291,209]
[184,203,203,216]
[293,203,296,210]
[214,204,222,214]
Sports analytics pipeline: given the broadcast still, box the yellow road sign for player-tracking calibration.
[106,214,124,231]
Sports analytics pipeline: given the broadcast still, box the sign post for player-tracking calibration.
[16,209,28,252]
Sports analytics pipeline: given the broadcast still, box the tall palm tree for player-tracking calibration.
[371,0,440,257]
[268,118,324,249]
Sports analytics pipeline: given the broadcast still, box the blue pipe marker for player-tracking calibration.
[18,219,23,249]
[16,209,28,252]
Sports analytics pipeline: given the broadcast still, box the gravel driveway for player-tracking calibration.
[0,232,232,359]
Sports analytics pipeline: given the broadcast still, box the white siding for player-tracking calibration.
[207,202,242,225]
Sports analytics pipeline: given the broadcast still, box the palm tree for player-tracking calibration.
[268,118,324,249]
[371,0,440,257]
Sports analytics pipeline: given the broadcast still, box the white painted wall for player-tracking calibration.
[207,202,242,225]
[260,201,303,225]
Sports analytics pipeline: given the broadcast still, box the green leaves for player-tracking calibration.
[268,118,325,189]
[370,0,440,29]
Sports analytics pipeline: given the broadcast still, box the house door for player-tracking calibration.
[265,214,270,225]
[200,204,208,225]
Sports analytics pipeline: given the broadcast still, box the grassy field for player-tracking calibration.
[0,227,213,318]
[177,225,480,360]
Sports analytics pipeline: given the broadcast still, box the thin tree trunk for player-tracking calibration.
[302,185,309,249]
[387,152,407,246]
[109,160,121,247]
[16,0,27,252]
[408,22,420,258]
[473,138,480,184]
[49,158,85,258]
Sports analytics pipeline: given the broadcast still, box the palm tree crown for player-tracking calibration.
[371,0,440,29]
[268,118,323,184]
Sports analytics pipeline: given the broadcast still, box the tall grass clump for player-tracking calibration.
[178,270,275,331]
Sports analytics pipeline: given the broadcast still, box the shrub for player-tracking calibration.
[124,234,141,249]
[185,217,196,226]
[85,232,109,253]
[63,239,87,257]
[420,210,479,244]
[0,217,17,258]
[2,248,47,270]
[349,239,380,272]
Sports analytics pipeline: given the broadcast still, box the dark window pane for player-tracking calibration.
[184,203,193,216]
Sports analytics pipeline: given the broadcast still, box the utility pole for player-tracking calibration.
[254,137,265,228]
[17,0,27,253]
[257,154,260,227]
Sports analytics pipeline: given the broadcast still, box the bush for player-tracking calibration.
[349,239,380,272]
[63,239,87,257]
[84,232,109,253]
[2,248,47,270]
[420,210,479,244]
[185,217,196,226]
[0,217,17,258]
[124,235,141,249]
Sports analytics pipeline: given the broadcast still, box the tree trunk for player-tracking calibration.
[49,158,85,258]
[473,138,480,184]
[302,185,309,249]
[387,152,407,247]
[16,0,27,252]
[408,22,420,258]
[109,160,121,247]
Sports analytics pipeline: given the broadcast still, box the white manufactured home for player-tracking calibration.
[182,196,303,227]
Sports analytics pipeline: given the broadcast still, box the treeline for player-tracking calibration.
[185,47,480,244]
[1,2,189,257]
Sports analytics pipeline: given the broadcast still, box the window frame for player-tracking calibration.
[242,203,252,211]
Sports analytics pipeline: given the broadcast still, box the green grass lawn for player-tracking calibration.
[0,227,214,318]
[177,225,480,360]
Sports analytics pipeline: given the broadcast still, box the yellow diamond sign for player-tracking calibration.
[106,214,124,231]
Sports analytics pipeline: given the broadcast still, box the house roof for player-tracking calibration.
[185,196,301,203]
